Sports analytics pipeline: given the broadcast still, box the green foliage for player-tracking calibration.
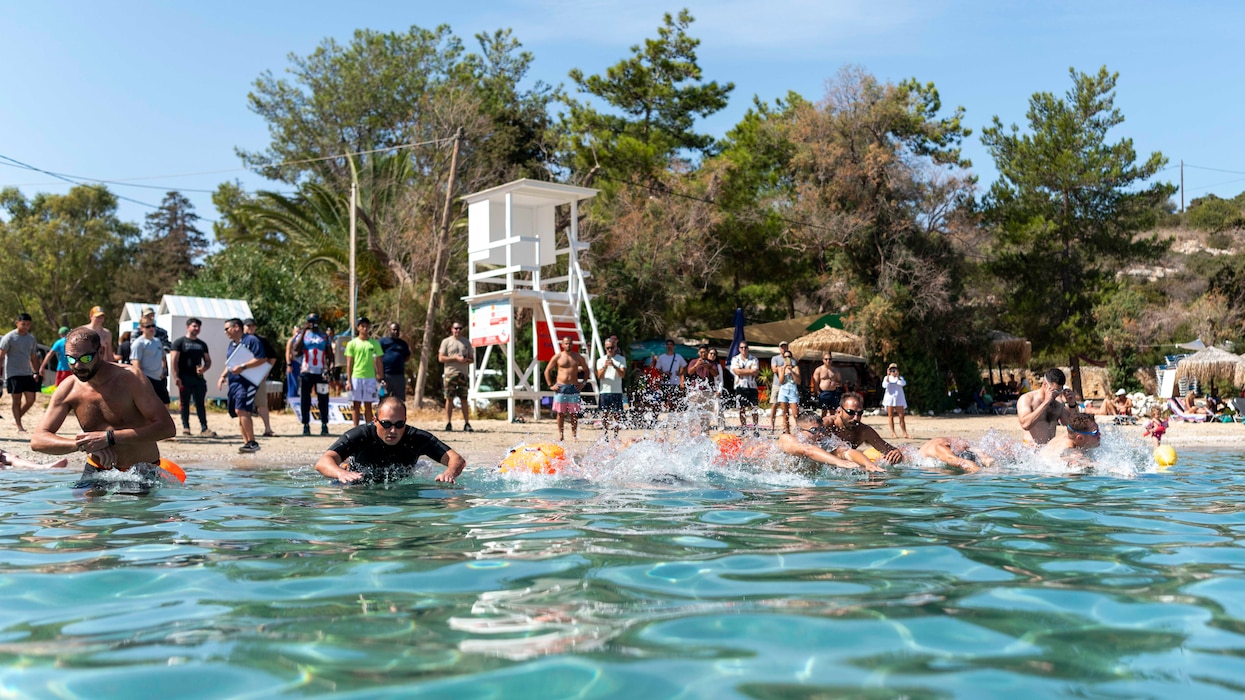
[211,181,265,247]
[982,66,1175,361]
[1187,195,1245,232]
[0,185,138,329]
[563,9,734,179]
[112,192,208,304]
[175,243,341,342]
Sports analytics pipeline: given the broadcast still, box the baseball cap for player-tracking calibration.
[779,340,789,347]
[89,305,105,318]
[58,326,69,334]
[888,363,898,369]
[242,318,256,326]
[141,306,156,315]
[356,316,371,326]
[306,313,320,324]
[1116,388,1126,396]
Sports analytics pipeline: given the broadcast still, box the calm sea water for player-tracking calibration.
[1,433,1244,699]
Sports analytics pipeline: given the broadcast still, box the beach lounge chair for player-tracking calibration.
[1168,397,1211,422]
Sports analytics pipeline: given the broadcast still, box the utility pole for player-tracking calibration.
[348,152,359,336]
[1180,159,1184,213]
[413,128,465,407]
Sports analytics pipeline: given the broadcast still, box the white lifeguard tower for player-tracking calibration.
[462,179,602,422]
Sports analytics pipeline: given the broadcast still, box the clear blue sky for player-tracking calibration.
[2,0,1242,226]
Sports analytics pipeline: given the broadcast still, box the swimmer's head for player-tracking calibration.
[374,398,407,446]
[1066,413,1101,446]
[1043,368,1066,390]
[66,327,103,381]
[795,411,823,430]
[838,393,864,424]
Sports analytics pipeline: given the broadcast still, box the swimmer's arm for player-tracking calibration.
[433,449,467,483]
[929,441,976,471]
[314,450,362,482]
[859,425,903,463]
[1016,393,1052,431]
[30,385,79,455]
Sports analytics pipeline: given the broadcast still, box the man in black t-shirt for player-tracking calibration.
[170,317,215,437]
[315,397,466,484]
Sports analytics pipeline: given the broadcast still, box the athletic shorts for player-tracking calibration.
[735,387,759,408]
[227,379,257,417]
[444,372,469,400]
[818,389,842,411]
[73,461,167,496]
[55,370,73,386]
[552,384,582,415]
[5,375,39,395]
[599,393,624,413]
[352,377,379,404]
[147,376,170,404]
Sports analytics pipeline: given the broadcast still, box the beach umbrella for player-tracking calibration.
[788,326,866,358]
[727,308,746,361]
[1172,346,1245,386]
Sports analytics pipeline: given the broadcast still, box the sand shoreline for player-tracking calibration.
[0,402,1236,472]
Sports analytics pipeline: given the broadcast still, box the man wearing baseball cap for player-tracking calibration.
[39,326,74,386]
[140,306,171,351]
[87,306,118,362]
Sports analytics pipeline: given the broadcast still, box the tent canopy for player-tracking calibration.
[1174,346,1245,386]
[700,313,844,347]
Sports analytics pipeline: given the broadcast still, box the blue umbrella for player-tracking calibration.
[727,308,746,361]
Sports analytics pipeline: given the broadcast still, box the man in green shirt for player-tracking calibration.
[344,317,384,427]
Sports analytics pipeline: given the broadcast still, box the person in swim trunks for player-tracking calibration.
[811,352,843,418]
[544,336,591,441]
[30,327,177,493]
[315,397,466,484]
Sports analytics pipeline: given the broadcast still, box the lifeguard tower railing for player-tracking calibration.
[462,179,602,422]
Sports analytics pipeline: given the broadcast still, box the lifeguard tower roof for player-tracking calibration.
[464,179,598,207]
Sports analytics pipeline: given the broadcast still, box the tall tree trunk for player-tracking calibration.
[1070,353,1083,405]
[413,128,464,407]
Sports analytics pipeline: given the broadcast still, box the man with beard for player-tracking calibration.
[820,392,905,470]
[31,327,176,492]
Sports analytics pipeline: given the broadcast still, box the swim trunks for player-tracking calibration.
[227,377,258,417]
[817,389,842,411]
[552,384,582,415]
[74,460,167,496]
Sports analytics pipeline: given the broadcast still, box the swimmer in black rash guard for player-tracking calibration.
[315,397,466,484]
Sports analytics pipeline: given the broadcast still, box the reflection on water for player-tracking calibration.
[0,434,1243,697]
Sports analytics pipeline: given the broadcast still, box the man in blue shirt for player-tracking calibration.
[39,326,73,386]
[379,322,412,402]
[215,317,266,453]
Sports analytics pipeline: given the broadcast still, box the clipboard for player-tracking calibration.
[225,342,272,387]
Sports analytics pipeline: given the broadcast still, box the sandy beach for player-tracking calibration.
[0,397,1236,474]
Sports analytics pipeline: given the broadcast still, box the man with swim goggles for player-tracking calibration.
[31,326,177,493]
[315,396,466,485]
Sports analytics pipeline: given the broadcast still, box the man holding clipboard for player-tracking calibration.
[216,317,267,453]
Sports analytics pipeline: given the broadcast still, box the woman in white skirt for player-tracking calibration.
[881,362,910,439]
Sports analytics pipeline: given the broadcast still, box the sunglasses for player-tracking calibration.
[841,407,863,417]
[377,419,406,430]
[1069,427,1100,438]
[141,325,155,329]
[66,352,97,366]
[451,327,463,331]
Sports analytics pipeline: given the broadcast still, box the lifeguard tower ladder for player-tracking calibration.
[462,179,602,422]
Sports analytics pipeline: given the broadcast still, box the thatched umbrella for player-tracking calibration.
[988,330,1032,366]
[1172,346,1245,387]
[789,327,866,358]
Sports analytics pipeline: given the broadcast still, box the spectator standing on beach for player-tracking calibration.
[768,341,792,432]
[705,348,725,427]
[379,322,412,402]
[345,317,384,428]
[685,344,718,433]
[170,318,215,437]
[881,363,910,439]
[129,318,169,405]
[117,331,133,365]
[652,340,687,412]
[285,325,301,399]
[216,318,265,453]
[291,313,334,437]
[544,336,591,441]
[87,306,118,362]
[39,326,73,386]
[773,349,801,434]
[812,353,843,418]
[243,319,278,437]
[729,342,760,429]
[139,307,171,351]
[595,337,627,441]
[438,321,473,432]
[0,313,40,432]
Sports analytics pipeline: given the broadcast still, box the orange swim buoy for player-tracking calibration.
[498,443,566,474]
[711,432,742,463]
[158,458,187,483]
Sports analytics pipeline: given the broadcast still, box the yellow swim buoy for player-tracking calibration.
[862,446,883,462]
[1154,445,1177,467]
[499,443,566,474]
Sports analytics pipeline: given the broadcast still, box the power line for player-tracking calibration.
[1185,164,1245,177]
[0,154,162,210]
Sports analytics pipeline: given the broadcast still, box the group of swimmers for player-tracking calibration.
[12,326,1110,492]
